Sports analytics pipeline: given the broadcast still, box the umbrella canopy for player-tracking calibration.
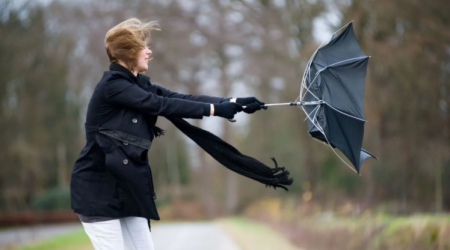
[301,22,376,173]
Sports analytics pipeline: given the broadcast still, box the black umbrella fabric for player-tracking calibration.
[300,22,376,173]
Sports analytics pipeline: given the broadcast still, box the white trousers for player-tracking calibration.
[81,217,155,250]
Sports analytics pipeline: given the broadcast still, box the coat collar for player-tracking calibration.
[109,63,140,83]
[109,63,154,91]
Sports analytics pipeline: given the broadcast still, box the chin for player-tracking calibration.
[138,66,148,73]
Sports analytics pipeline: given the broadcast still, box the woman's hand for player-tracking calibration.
[232,97,266,114]
[213,103,243,119]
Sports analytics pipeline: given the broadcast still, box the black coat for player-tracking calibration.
[70,63,225,220]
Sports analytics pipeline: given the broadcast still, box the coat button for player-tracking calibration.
[123,159,128,164]
[132,118,137,123]
[123,142,129,146]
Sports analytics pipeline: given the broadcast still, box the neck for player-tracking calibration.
[117,61,138,76]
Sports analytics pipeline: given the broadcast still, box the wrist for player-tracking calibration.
[203,103,211,116]
[210,104,214,116]
[220,97,232,103]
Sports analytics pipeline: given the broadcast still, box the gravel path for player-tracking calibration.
[152,222,241,250]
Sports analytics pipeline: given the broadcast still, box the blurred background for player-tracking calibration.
[0,0,449,249]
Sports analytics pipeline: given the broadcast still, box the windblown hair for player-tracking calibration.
[105,18,160,71]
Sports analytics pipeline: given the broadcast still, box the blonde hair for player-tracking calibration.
[105,18,160,71]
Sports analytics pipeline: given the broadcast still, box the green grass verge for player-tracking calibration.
[12,229,92,250]
[217,217,302,250]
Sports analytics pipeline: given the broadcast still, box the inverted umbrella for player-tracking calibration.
[263,22,376,173]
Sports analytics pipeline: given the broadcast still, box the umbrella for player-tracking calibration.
[263,22,376,173]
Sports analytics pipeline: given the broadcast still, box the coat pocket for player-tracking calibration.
[96,131,149,164]
[96,132,149,182]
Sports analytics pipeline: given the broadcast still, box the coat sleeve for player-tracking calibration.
[155,84,228,104]
[104,78,207,119]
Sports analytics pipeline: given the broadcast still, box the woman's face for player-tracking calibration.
[135,46,152,72]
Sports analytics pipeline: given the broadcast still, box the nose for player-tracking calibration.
[147,48,152,56]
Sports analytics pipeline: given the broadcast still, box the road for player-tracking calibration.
[0,221,241,250]
[152,222,241,250]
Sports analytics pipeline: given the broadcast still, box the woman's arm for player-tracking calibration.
[104,77,242,119]
[104,77,208,119]
[154,85,266,115]
[155,84,229,104]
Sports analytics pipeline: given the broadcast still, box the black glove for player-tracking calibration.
[236,97,266,114]
[242,102,263,114]
[236,97,264,106]
[214,103,243,119]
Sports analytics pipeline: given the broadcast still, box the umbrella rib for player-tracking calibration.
[301,81,321,101]
[325,56,369,69]
[312,104,321,122]
[301,44,322,98]
[323,103,366,122]
[300,77,366,122]
[302,62,318,100]
[303,104,320,121]
[301,56,367,102]
[300,70,322,103]
[300,57,367,104]
[301,50,316,98]
[301,106,325,135]
[308,56,368,90]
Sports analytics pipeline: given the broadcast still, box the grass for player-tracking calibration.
[217,217,302,250]
[11,229,92,250]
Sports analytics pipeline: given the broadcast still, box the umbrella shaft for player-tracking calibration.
[264,102,293,107]
[264,101,323,107]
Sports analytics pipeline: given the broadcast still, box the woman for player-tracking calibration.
[70,18,265,250]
